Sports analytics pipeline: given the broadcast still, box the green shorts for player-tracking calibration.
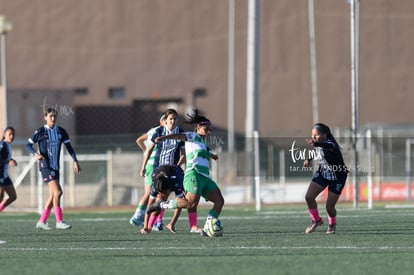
[144,163,154,186]
[183,169,218,198]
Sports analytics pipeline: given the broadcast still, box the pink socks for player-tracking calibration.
[308,208,321,222]
[148,214,158,228]
[155,209,165,224]
[188,211,198,228]
[308,208,337,225]
[54,207,63,223]
[39,209,51,223]
[39,207,64,223]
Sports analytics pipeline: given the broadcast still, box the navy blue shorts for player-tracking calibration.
[40,168,59,183]
[0,177,13,187]
[312,172,347,195]
[150,166,184,198]
[39,159,59,183]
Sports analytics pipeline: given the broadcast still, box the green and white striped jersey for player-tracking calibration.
[145,126,160,167]
[184,132,212,178]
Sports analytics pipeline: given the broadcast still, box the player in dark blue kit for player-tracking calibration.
[139,109,190,232]
[303,123,348,234]
[0,127,18,212]
[26,108,81,230]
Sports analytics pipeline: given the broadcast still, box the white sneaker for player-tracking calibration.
[56,221,72,230]
[152,222,163,232]
[129,217,143,227]
[36,222,53,230]
[190,226,202,234]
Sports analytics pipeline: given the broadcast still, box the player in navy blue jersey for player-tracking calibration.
[303,123,348,234]
[0,127,18,212]
[26,108,81,230]
[139,109,201,233]
[139,109,186,231]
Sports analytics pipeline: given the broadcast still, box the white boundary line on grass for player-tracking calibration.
[2,245,414,251]
[385,204,414,209]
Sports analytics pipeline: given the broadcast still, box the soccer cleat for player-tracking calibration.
[305,218,324,234]
[152,222,163,232]
[56,221,72,230]
[190,226,202,234]
[146,201,161,214]
[326,224,336,234]
[36,222,53,230]
[129,217,144,227]
[200,229,209,237]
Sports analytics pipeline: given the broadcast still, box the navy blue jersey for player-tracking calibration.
[150,126,184,168]
[26,125,78,170]
[313,139,348,180]
[0,141,10,179]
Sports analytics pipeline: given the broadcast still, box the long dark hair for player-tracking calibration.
[313,123,337,144]
[2,126,15,141]
[162,108,178,120]
[152,167,174,192]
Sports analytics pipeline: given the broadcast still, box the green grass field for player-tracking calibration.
[1,204,413,275]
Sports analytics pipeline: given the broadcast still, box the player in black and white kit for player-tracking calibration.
[139,109,192,233]
[26,108,81,230]
[303,123,348,234]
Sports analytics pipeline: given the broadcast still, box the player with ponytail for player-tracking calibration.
[303,123,348,234]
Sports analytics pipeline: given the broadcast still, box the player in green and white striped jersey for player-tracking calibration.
[129,114,165,227]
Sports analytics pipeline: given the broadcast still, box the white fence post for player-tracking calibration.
[107,150,113,206]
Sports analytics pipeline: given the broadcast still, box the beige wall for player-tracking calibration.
[0,85,4,131]
[1,0,414,137]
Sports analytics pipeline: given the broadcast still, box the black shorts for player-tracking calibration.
[312,172,347,195]
[0,177,13,187]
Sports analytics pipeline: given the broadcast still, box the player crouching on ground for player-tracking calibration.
[140,165,185,234]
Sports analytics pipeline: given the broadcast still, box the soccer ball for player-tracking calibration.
[204,217,224,237]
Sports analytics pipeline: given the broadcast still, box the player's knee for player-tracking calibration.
[9,194,17,202]
[212,192,225,208]
[54,189,63,198]
[188,201,198,211]
[305,193,314,203]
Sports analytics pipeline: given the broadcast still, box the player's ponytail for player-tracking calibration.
[185,109,210,125]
